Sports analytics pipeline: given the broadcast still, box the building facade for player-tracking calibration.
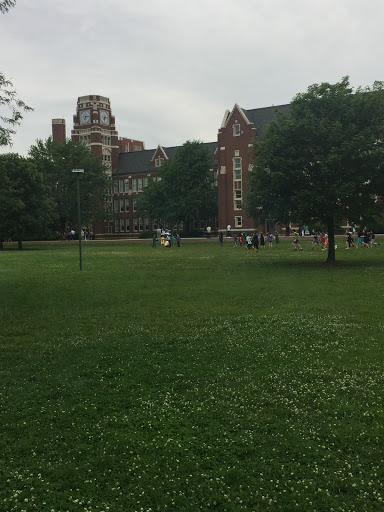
[53,95,292,237]
[217,103,289,233]
[112,143,217,236]
[52,94,145,236]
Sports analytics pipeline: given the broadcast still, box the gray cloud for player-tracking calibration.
[1,0,383,155]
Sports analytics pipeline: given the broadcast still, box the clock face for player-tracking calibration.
[100,110,110,124]
[80,109,91,124]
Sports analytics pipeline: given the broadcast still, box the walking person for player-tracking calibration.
[219,232,223,246]
[267,232,273,248]
[345,230,355,249]
[357,229,364,248]
[152,234,157,248]
[252,231,259,252]
[227,224,231,237]
[245,234,253,254]
[311,229,324,250]
[176,233,181,247]
[274,231,279,244]
[260,232,265,249]
[233,233,238,247]
[292,231,303,251]
[363,229,370,248]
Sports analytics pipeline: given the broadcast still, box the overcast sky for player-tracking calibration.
[1,0,383,156]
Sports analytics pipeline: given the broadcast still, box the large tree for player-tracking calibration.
[247,77,384,263]
[29,138,110,234]
[137,140,217,233]
[0,154,54,249]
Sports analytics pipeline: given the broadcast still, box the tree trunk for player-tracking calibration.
[184,217,191,235]
[326,216,335,263]
[18,240,23,251]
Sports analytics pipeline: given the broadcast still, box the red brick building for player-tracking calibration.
[217,103,289,233]
[52,94,145,236]
[53,96,292,237]
[113,143,217,236]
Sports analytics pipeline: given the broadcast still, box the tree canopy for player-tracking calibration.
[246,77,384,262]
[137,140,217,233]
[29,138,110,234]
[0,153,54,249]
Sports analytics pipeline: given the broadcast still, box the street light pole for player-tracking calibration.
[72,169,84,270]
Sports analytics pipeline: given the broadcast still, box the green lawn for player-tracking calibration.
[0,239,383,511]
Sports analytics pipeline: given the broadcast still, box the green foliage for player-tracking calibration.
[29,138,110,233]
[247,77,384,262]
[0,0,16,15]
[138,230,155,238]
[0,153,54,246]
[137,140,217,233]
[0,72,33,147]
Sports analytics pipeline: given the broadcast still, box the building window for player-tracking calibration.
[133,199,137,212]
[120,199,124,212]
[143,177,148,188]
[138,178,143,191]
[125,198,129,212]
[113,181,118,194]
[213,170,218,186]
[235,216,242,227]
[233,157,242,171]
[120,218,125,232]
[124,179,129,192]
[132,178,137,192]
[125,144,129,152]
[144,217,149,231]
[234,190,242,210]
[133,217,138,232]
[125,218,130,232]
[139,218,143,231]
[118,180,123,193]
[114,199,118,213]
[233,124,241,136]
[155,158,164,167]
[115,219,120,232]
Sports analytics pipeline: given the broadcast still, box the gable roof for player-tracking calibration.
[242,104,290,137]
[114,141,217,177]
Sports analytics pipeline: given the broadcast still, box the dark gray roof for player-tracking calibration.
[242,104,290,138]
[114,141,217,176]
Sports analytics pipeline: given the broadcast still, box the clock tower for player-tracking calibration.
[71,95,119,175]
[71,95,119,235]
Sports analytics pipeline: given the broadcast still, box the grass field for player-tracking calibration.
[1,239,383,512]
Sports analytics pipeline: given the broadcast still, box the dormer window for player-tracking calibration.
[155,158,164,167]
[233,124,241,136]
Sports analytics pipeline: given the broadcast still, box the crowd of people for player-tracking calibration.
[149,226,380,252]
[152,229,181,248]
[218,230,281,252]
[346,227,379,249]
[61,229,95,241]
[216,227,380,252]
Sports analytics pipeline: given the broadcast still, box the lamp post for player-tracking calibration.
[72,169,84,270]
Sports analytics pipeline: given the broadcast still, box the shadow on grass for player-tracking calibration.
[278,258,384,269]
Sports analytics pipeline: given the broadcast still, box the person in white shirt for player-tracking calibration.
[227,224,231,237]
